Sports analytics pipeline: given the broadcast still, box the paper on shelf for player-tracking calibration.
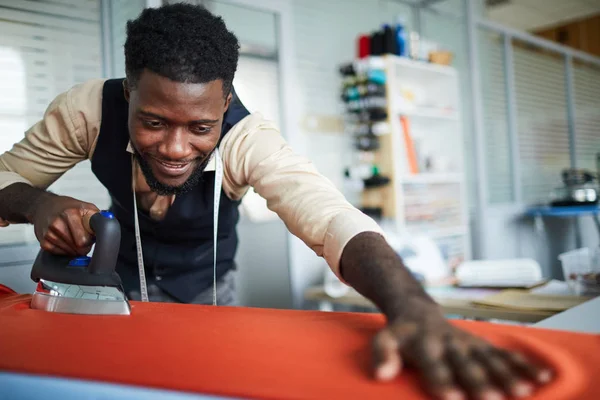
[530,280,574,296]
[426,286,500,301]
[472,290,592,312]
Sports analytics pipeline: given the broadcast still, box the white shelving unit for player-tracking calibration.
[352,55,471,271]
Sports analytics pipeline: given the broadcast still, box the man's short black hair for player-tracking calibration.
[124,3,239,96]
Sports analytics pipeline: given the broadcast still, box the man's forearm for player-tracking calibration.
[0,183,55,223]
[339,231,440,322]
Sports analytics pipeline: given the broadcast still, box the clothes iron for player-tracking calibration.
[30,210,130,315]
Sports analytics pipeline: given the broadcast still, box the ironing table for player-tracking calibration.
[0,285,599,400]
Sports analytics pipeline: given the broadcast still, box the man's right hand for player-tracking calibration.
[31,195,99,256]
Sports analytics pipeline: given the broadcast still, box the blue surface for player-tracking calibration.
[68,256,91,267]
[0,372,239,400]
[525,205,600,217]
[99,210,115,219]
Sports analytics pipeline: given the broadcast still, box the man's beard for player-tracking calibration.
[133,150,213,196]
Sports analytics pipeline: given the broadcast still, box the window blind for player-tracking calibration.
[513,42,570,205]
[478,33,600,207]
[0,0,106,244]
[574,63,600,173]
[479,30,513,204]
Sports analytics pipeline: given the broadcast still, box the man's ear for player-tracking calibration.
[224,92,232,112]
[123,79,130,102]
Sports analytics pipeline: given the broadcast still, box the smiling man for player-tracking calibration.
[0,3,551,400]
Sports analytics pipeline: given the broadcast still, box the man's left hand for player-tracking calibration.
[372,305,553,400]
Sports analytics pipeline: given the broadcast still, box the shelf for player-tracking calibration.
[342,53,469,260]
[388,55,457,77]
[355,55,457,78]
[407,226,468,239]
[525,205,600,217]
[401,173,463,184]
[397,108,459,121]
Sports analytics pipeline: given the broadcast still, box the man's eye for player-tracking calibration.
[143,120,164,129]
[193,126,211,134]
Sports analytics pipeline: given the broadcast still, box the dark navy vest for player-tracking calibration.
[91,79,250,303]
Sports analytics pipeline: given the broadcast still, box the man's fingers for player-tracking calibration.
[372,329,401,381]
[40,240,68,255]
[372,322,421,381]
[44,231,78,255]
[421,363,465,400]
[473,346,534,398]
[402,329,445,364]
[446,339,504,400]
[404,334,464,400]
[80,203,100,235]
[496,349,552,384]
[48,219,79,254]
[63,209,94,249]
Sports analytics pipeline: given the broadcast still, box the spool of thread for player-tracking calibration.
[382,25,397,55]
[370,31,384,55]
[357,34,371,59]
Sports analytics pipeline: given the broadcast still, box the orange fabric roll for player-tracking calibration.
[0,284,16,296]
[0,293,598,399]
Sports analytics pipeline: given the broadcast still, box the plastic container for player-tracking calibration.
[558,247,600,296]
[395,16,408,57]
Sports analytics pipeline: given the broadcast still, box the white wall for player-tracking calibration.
[208,0,277,51]
[107,0,146,77]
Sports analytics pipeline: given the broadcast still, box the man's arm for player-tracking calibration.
[340,231,438,321]
[0,80,104,254]
[220,113,384,280]
[221,113,437,316]
[0,183,56,224]
[0,79,104,200]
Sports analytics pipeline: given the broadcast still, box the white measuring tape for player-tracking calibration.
[131,150,223,305]
[212,149,223,306]
[131,154,149,302]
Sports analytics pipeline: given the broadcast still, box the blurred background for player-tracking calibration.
[1,0,599,310]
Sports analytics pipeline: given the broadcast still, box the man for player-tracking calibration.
[0,3,550,400]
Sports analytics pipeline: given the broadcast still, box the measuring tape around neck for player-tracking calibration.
[131,154,148,302]
[212,148,223,306]
[131,149,223,305]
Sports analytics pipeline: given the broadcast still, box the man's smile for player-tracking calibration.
[148,155,194,178]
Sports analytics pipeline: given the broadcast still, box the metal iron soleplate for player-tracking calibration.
[31,279,131,315]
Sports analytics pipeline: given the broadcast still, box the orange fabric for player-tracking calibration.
[0,293,598,400]
[0,284,16,296]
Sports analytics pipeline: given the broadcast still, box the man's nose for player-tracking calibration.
[158,127,192,160]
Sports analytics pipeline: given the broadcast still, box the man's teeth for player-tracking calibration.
[160,161,186,168]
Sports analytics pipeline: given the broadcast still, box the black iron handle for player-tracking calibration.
[87,211,121,275]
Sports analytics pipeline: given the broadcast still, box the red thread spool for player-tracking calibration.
[357,34,371,59]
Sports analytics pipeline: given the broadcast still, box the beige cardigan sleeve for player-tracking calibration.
[0,79,105,190]
[219,113,384,279]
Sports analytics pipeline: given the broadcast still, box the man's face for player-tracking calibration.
[125,69,231,195]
